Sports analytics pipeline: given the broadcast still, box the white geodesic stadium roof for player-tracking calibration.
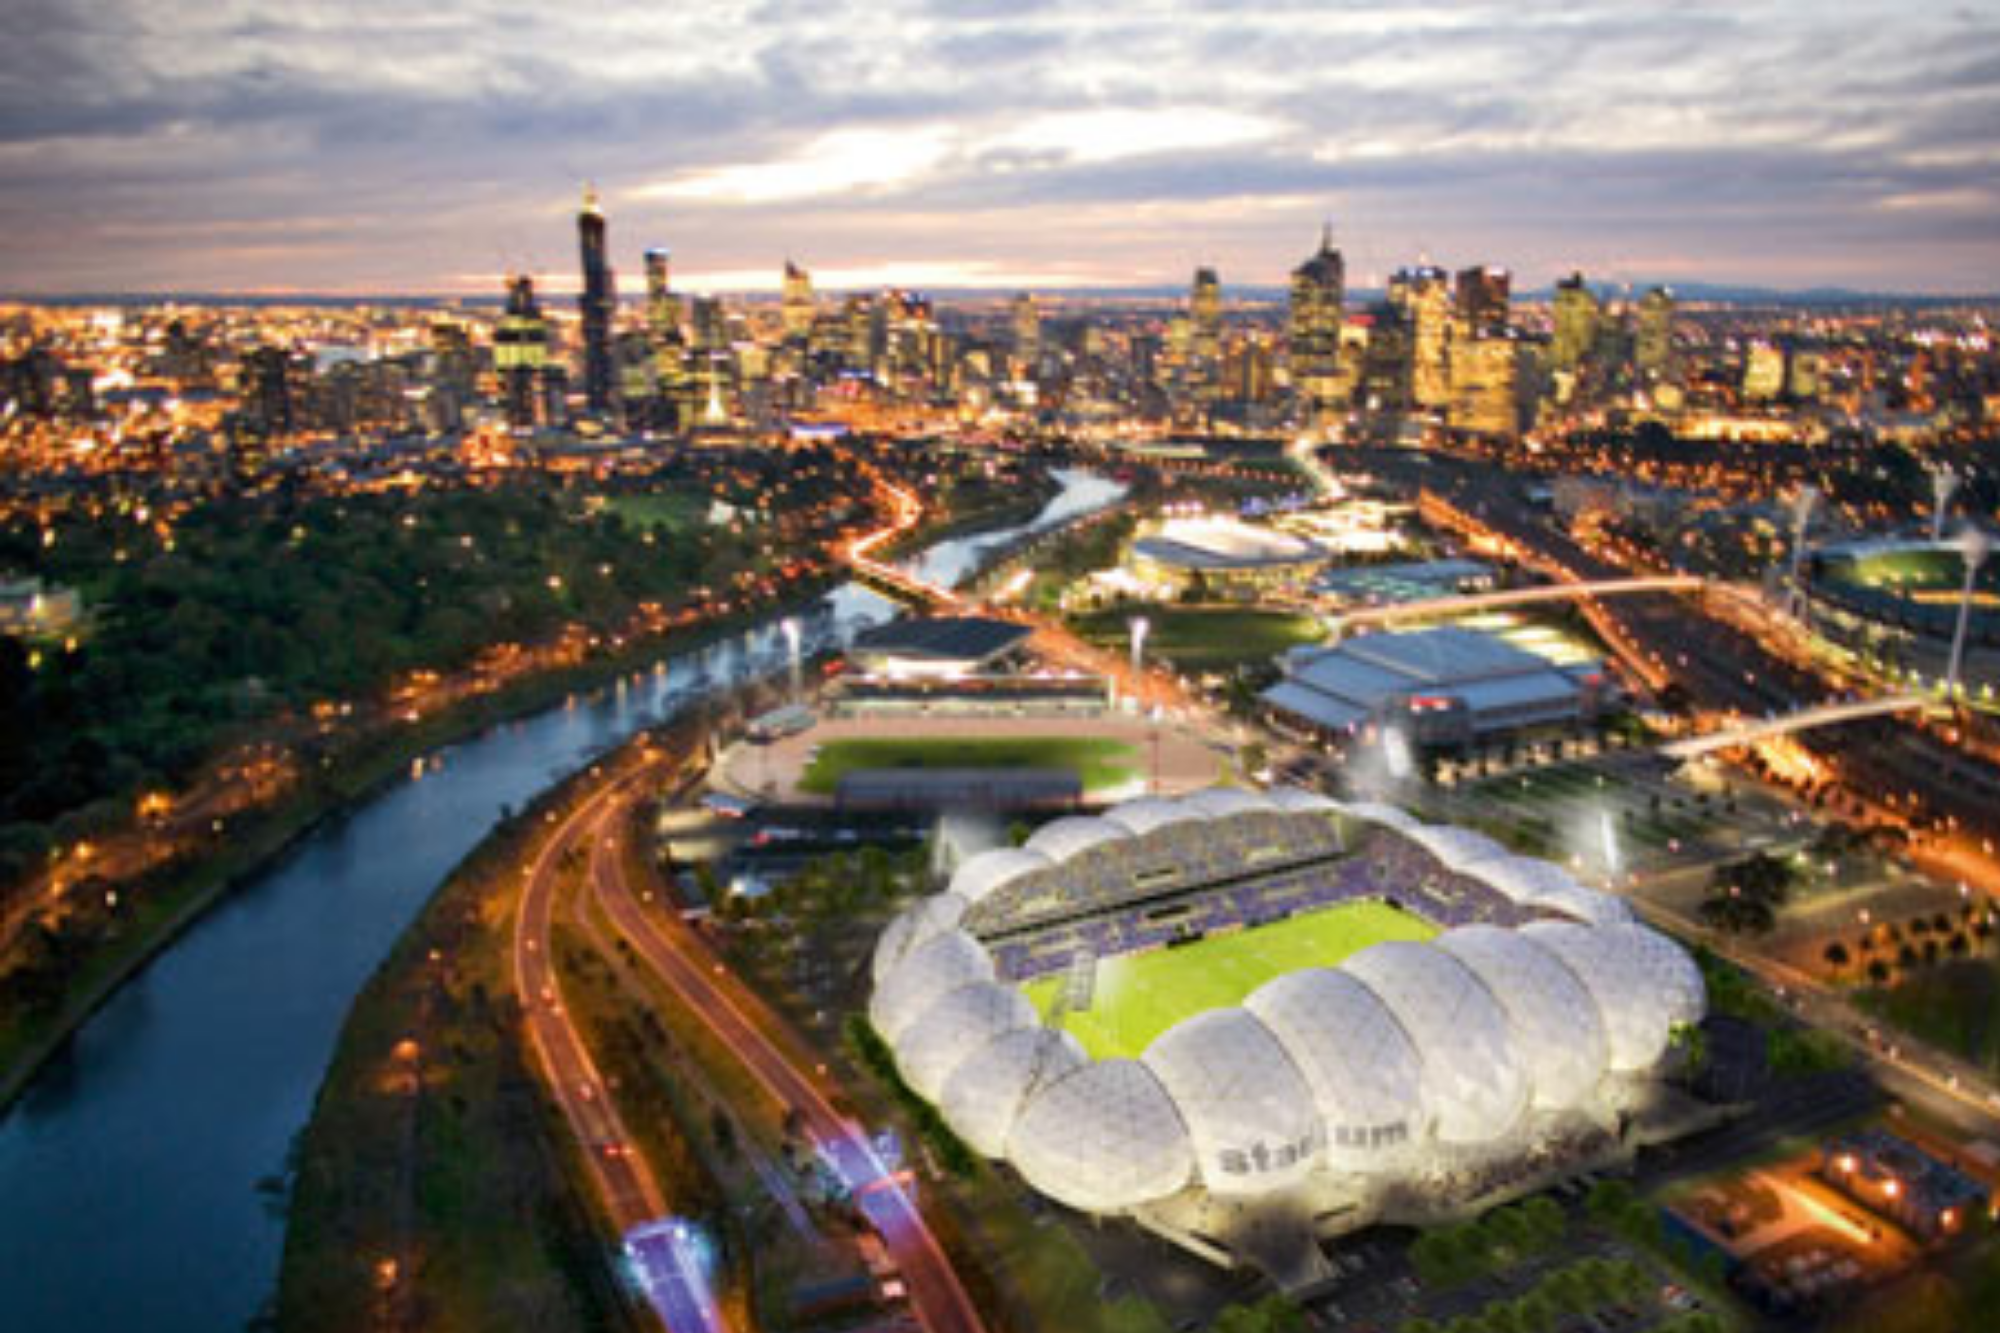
[894,981,1038,1101]
[1438,925,1608,1110]
[1142,1008,1321,1196]
[868,929,994,1043]
[1522,920,1680,1072]
[1104,795,1205,837]
[869,786,1705,1217]
[947,847,1052,905]
[1336,800,1422,831]
[871,892,969,984]
[939,1026,1088,1159]
[1024,815,1131,862]
[1343,940,1528,1144]
[1267,786,1339,814]
[1403,823,1510,871]
[1243,967,1426,1174]
[1007,1059,1195,1213]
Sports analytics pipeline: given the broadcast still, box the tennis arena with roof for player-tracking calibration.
[869,786,1709,1284]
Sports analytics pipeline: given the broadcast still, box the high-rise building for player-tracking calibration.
[1189,267,1223,403]
[1289,226,1345,418]
[494,274,551,430]
[781,261,815,342]
[243,345,297,439]
[1448,332,1524,438]
[1391,266,1451,411]
[1010,292,1040,377]
[577,185,616,415]
[1635,286,1675,379]
[1551,272,1599,373]
[1456,265,1511,333]
[644,247,681,342]
[1743,341,1786,402]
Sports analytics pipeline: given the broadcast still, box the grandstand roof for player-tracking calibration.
[1132,517,1325,571]
[850,616,1032,664]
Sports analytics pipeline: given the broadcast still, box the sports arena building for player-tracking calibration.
[869,787,1707,1286]
[1129,516,1329,600]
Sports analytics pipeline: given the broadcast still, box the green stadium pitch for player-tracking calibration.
[1021,900,1437,1061]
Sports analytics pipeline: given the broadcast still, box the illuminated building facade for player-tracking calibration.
[782,261,816,342]
[1455,265,1511,334]
[1551,272,1599,373]
[494,274,551,430]
[577,186,616,415]
[1635,285,1675,379]
[1289,227,1345,419]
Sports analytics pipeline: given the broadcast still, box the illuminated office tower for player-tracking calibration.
[1448,332,1523,438]
[1390,265,1451,411]
[1551,272,1599,373]
[1189,266,1223,400]
[494,274,550,430]
[781,260,816,341]
[1010,291,1040,377]
[1743,341,1786,402]
[1788,349,1824,401]
[1289,226,1345,417]
[1635,285,1675,378]
[577,185,616,415]
[1455,265,1511,333]
[644,247,682,342]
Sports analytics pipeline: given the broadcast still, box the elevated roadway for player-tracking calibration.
[1660,694,1931,759]
[1326,575,1706,639]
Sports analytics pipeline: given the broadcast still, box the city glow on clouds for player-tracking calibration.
[0,0,1996,293]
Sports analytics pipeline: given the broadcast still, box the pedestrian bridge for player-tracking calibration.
[1326,575,1705,638]
[1659,693,1930,759]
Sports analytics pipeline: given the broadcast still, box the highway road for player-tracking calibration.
[585,772,991,1333]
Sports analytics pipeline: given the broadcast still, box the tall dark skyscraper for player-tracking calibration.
[577,186,616,415]
[1455,265,1511,333]
[1288,225,1345,418]
[495,274,551,430]
[644,246,680,342]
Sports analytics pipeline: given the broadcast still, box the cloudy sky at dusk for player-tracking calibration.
[3,0,1997,296]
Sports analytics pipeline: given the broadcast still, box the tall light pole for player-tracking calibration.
[1785,485,1819,620]
[1946,527,1990,701]
[1931,467,1959,543]
[781,616,802,702]
[1128,615,1150,712]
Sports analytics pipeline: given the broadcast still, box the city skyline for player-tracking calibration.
[4,1,1999,297]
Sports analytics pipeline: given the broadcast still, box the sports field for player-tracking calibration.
[1021,900,1436,1060]
[798,736,1141,797]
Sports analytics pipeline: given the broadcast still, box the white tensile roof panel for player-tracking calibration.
[1024,815,1131,862]
[1522,921,1674,1072]
[1266,786,1338,814]
[871,892,969,984]
[1104,796,1204,837]
[1245,967,1426,1172]
[893,981,1037,1102]
[1337,800,1421,831]
[940,1026,1088,1159]
[948,848,1053,905]
[1405,823,1510,871]
[1008,1060,1195,1213]
[1438,925,1608,1109]
[1536,882,1636,926]
[1464,855,1581,905]
[1605,923,1707,1029]
[1182,787,1275,820]
[869,929,994,1044]
[1142,1009,1321,1195]
[1343,941,1528,1143]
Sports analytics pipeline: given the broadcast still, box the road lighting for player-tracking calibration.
[1945,526,1990,702]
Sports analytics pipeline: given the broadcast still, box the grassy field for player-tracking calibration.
[1855,958,2000,1079]
[598,491,706,533]
[798,736,1140,797]
[1073,604,1326,669]
[1023,900,1435,1059]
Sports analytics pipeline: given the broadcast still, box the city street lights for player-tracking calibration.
[1945,527,1990,702]
[1785,485,1819,620]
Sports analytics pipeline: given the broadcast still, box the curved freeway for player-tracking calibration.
[585,764,990,1333]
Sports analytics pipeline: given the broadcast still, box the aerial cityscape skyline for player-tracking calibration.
[5,1,1999,296]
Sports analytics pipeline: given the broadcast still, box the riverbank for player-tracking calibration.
[0,579,837,1116]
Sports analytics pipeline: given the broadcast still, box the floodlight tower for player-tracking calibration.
[781,616,803,701]
[1931,467,1959,543]
[1945,527,1991,701]
[1128,615,1150,707]
[1785,485,1819,619]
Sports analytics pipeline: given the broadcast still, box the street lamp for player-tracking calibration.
[1128,615,1150,709]
[781,616,802,701]
[1945,526,1990,702]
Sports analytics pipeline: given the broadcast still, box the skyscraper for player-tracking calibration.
[1289,226,1345,419]
[1391,265,1451,412]
[781,261,816,342]
[1551,272,1599,373]
[644,247,681,342]
[577,185,616,415]
[1190,267,1223,403]
[1010,292,1040,378]
[1635,285,1675,379]
[1455,265,1511,333]
[494,274,551,430]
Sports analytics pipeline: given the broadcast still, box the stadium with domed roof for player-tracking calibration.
[868,786,1711,1286]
